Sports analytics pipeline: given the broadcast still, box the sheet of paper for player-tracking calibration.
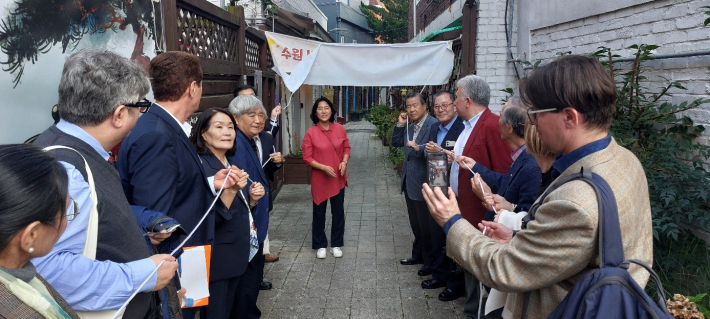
[179,246,210,307]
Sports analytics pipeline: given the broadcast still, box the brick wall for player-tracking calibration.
[521,0,710,143]
[473,0,519,113]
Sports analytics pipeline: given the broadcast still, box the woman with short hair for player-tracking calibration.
[302,96,351,259]
[0,144,80,319]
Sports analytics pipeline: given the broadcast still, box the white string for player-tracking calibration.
[419,48,448,95]
[262,157,272,168]
[477,178,498,215]
[112,167,233,319]
[406,115,410,142]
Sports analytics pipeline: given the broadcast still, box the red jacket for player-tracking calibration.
[458,108,512,225]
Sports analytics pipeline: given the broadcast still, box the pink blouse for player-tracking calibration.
[302,122,351,205]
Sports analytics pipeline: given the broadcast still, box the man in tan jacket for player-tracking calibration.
[422,55,653,319]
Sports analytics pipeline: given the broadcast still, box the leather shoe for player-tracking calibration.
[400,258,423,265]
[260,281,273,290]
[264,254,280,263]
[438,288,466,301]
[417,266,432,276]
[421,279,446,289]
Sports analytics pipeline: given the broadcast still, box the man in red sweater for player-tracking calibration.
[445,74,511,319]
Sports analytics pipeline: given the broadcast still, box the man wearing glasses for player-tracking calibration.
[424,55,652,318]
[421,90,466,301]
[33,49,181,318]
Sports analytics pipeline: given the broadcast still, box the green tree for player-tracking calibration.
[360,0,409,43]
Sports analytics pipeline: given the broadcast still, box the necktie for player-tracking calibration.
[252,136,262,160]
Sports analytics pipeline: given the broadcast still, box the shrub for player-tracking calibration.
[593,44,710,297]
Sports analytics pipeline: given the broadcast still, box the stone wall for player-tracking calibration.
[519,0,710,143]
[473,0,519,113]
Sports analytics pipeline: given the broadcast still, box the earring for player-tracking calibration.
[28,247,34,253]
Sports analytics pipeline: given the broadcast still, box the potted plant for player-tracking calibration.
[283,135,311,184]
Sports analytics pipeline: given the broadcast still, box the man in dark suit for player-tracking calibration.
[228,94,284,319]
[444,75,512,319]
[392,92,439,276]
[117,51,240,318]
[420,90,466,301]
[234,84,282,267]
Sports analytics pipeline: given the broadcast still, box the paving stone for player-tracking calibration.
[258,121,459,318]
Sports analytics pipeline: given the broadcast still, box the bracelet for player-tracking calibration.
[342,160,348,164]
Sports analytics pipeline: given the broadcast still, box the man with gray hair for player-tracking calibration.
[444,74,512,318]
[228,94,284,318]
[33,49,180,318]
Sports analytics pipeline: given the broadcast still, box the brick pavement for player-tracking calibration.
[257,120,466,318]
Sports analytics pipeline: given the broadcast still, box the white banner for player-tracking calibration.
[265,32,454,93]
[266,32,320,73]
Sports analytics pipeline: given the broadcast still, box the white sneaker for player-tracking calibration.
[331,247,343,258]
[316,248,327,259]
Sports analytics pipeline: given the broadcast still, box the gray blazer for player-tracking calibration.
[391,115,439,200]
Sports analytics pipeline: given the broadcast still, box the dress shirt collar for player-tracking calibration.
[154,103,192,137]
[440,115,458,132]
[511,144,526,162]
[56,119,110,161]
[462,112,482,129]
[551,134,611,180]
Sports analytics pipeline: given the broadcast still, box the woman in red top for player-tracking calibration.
[302,97,351,259]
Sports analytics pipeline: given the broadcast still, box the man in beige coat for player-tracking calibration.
[422,55,653,319]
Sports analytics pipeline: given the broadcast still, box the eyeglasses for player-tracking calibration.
[67,198,79,221]
[434,103,452,110]
[124,98,152,113]
[527,107,557,123]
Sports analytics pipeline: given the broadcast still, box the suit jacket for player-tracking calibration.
[118,104,216,248]
[230,130,270,243]
[472,150,541,220]
[256,131,282,212]
[457,108,512,225]
[0,275,79,319]
[391,115,440,201]
[428,116,464,151]
[446,138,653,319]
[199,153,250,281]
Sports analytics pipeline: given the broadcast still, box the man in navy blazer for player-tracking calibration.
[118,52,240,318]
[461,99,541,221]
[392,92,439,276]
[421,90,466,301]
[228,94,284,319]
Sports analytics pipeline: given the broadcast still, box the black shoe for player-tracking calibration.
[417,266,432,276]
[260,281,273,290]
[438,288,466,301]
[421,279,446,289]
[400,258,423,265]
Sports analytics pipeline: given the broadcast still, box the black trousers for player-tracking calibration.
[404,192,433,267]
[429,213,465,290]
[231,244,264,319]
[312,187,345,249]
[193,276,241,319]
